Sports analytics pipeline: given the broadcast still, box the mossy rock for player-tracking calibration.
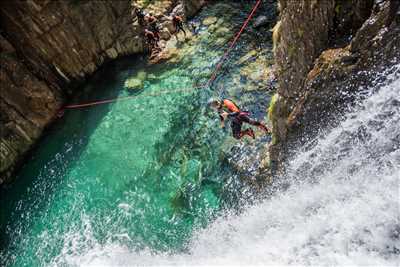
[268,93,279,121]
[215,27,231,38]
[203,16,218,26]
[124,71,147,90]
[237,50,257,65]
[147,74,157,80]
[124,78,144,90]
[215,38,227,46]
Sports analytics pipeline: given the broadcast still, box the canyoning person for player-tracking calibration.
[209,99,270,140]
[172,14,186,37]
[146,13,158,31]
[135,7,146,26]
[145,13,161,41]
[144,28,158,50]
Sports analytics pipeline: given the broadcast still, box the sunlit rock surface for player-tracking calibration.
[269,0,399,170]
[0,0,203,184]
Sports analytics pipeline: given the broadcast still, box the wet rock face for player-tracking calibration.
[0,1,143,84]
[270,0,336,167]
[0,35,62,183]
[269,0,399,170]
[0,0,142,184]
[0,0,203,184]
[274,0,335,102]
[183,0,206,18]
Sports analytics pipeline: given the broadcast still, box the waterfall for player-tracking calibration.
[58,66,399,266]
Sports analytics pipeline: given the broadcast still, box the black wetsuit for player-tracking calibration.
[136,9,145,25]
[218,99,268,139]
[230,112,255,139]
[173,16,186,35]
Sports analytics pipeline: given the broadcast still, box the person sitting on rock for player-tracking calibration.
[209,98,270,140]
[135,8,146,26]
[146,13,158,31]
[146,13,161,40]
[172,14,186,37]
[153,24,161,42]
[144,29,158,50]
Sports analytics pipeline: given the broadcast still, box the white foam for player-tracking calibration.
[55,67,400,266]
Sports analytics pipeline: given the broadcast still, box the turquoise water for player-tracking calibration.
[0,2,274,266]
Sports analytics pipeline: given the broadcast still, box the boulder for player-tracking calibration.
[160,27,172,40]
[124,71,147,90]
[253,15,269,28]
[203,16,218,26]
[183,0,205,18]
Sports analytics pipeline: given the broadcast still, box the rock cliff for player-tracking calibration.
[269,0,399,171]
[0,0,203,184]
[183,0,205,18]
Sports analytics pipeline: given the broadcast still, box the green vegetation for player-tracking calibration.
[272,20,281,53]
[268,93,279,145]
[268,93,278,121]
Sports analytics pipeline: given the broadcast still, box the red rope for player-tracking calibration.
[206,0,262,87]
[62,0,261,110]
[64,84,206,109]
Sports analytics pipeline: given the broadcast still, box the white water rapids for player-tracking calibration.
[58,66,399,266]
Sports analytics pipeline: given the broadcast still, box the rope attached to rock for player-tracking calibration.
[62,0,262,110]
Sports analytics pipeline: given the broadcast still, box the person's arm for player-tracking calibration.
[219,112,227,128]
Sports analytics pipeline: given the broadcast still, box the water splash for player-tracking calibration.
[59,66,399,266]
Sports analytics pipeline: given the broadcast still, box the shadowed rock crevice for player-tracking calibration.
[0,0,205,184]
[268,0,399,173]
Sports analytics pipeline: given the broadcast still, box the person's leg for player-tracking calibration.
[240,128,255,139]
[240,113,269,133]
[174,24,180,39]
[231,120,254,139]
[231,121,242,139]
[179,23,186,36]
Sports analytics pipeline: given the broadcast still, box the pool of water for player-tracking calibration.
[0,1,275,266]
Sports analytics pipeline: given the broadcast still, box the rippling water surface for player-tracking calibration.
[0,1,274,266]
[65,66,400,267]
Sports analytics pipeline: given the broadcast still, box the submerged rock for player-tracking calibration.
[203,16,218,26]
[215,27,231,38]
[124,71,147,90]
[237,50,258,65]
[220,136,272,185]
[253,15,269,28]
[238,56,273,92]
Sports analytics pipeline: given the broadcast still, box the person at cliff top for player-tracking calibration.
[209,99,270,140]
[146,13,158,31]
[172,14,186,37]
[146,13,160,41]
[135,8,145,26]
[144,29,158,50]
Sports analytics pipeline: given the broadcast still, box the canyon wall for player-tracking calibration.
[0,0,142,184]
[269,0,399,170]
[0,0,203,185]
